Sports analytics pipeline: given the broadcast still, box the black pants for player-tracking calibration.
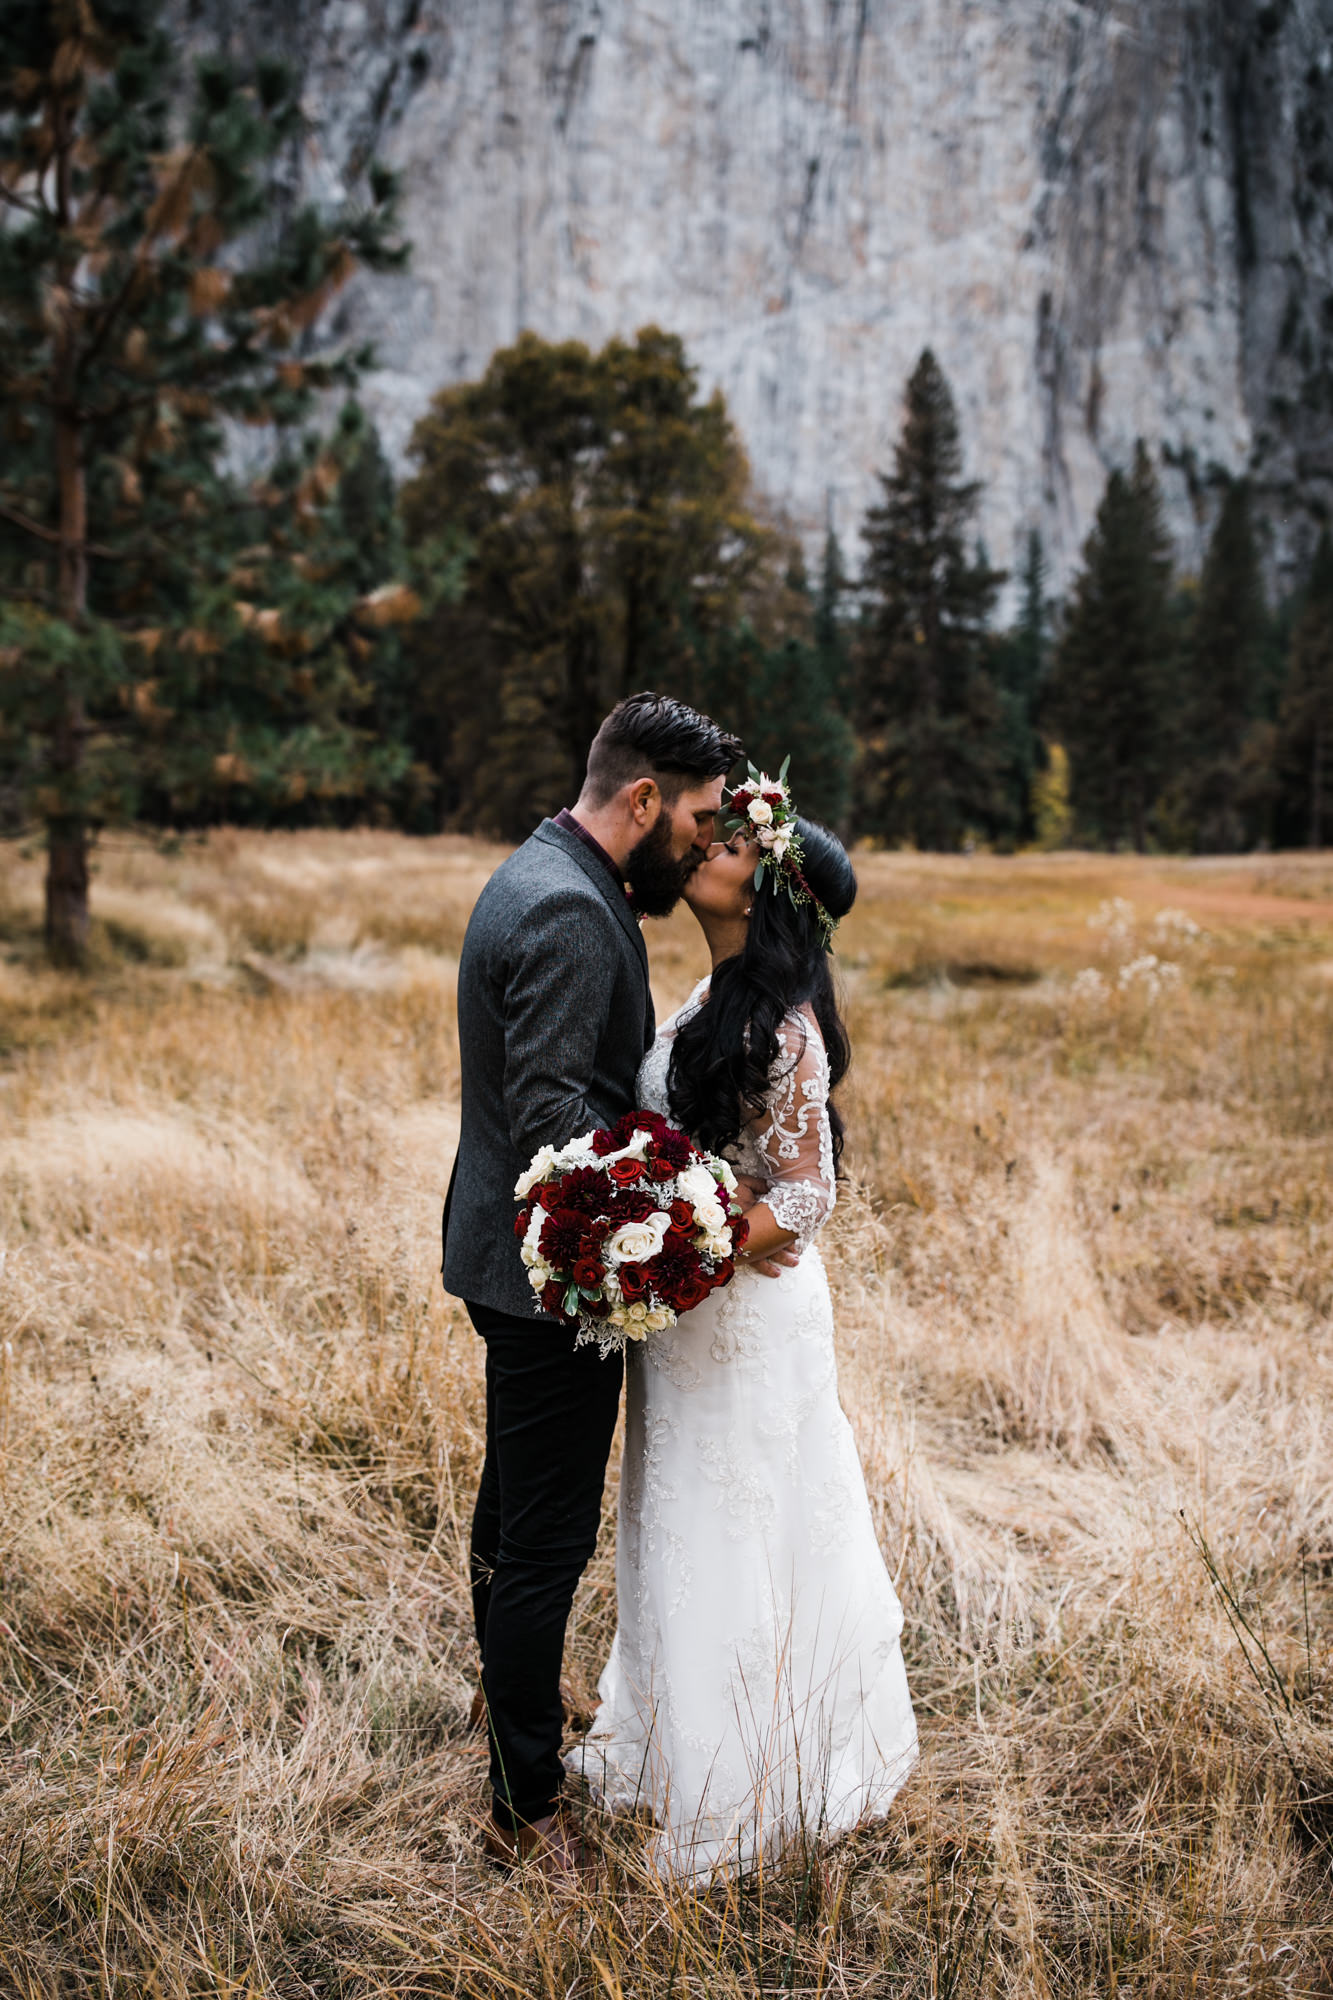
[467,1302,624,1828]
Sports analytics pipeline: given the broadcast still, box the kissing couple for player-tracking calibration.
[442,692,918,1884]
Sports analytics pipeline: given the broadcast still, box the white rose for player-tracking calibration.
[677,1164,718,1209]
[748,797,773,826]
[514,1145,557,1200]
[528,1267,546,1291]
[712,1159,739,1194]
[644,1306,675,1332]
[626,1300,649,1322]
[693,1195,726,1237]
[605,1211,672,1266]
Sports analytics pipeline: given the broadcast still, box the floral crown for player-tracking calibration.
[722,757,840,951]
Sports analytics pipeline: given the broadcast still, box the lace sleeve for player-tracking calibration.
[748,1009,836,1249]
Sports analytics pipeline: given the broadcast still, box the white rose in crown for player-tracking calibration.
[605,1211,673,1266]
[748,797,773,826]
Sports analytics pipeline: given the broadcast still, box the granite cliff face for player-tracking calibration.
[204,0,1333,592]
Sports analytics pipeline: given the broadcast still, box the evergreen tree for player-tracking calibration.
[1173,480,1271,850]
[0,0,407,960]
[1275,531,1333,847]
[400,328,770,837]
[1047,443,1175,850]
[814,527,853,710]
[857,349,1008,849]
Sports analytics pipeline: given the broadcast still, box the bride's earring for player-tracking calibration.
[743,905,752,917]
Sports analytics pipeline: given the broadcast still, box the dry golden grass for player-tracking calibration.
[0,828,1330,1997]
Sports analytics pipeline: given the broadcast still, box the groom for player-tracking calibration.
[443,692,743,1877]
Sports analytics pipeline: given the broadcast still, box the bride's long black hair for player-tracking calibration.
[666,818,857,1168]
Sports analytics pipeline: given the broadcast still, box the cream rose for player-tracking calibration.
[514,1145,558,1200]
[748,797,773,826]
[605,1211,672,1266]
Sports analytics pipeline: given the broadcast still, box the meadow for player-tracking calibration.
[0,829,1330,1998]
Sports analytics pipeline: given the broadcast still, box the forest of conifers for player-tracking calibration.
[2,4,1331,959]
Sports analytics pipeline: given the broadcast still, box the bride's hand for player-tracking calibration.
[736,1197,800,1277]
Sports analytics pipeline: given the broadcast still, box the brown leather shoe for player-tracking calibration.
[481,1805,593,1884]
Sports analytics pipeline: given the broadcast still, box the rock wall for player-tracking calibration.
[203,0,1333,593]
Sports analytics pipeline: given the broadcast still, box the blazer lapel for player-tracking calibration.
[534,819,651,982]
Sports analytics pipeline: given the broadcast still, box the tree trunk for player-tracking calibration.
[45,93,91,965]
[45,814,90,964]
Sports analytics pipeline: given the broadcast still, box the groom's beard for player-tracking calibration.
[625,817,702,919]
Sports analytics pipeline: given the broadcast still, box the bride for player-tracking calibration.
[570,770,918,1880]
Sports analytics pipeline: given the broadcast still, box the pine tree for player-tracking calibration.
[1174,480,1271,850]
[400,328,770,837]
[857,349,1007,849]
[1275,531,1333,848]
[1047,443,1175,850]
[0,0,407,959]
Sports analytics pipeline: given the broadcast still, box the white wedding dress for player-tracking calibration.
[568,979,918,1880]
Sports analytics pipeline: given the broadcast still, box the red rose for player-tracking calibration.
[573,1256,606,1290]
[617,1262,650,1303]
[647,1154,674,1181]
[536,1181,564,1212]
[670,1270,711,1312]
[712,1257,736,1287]
[540,1278,570,1319]
[582,1295,611,1320]
[608,1158,644,1185]
[514,1206,532,1239]
[730,1215,750,1252]
[762,789,784,807]
[668,1198,695,1229]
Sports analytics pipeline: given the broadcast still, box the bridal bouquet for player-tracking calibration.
[514,1110,749,1353]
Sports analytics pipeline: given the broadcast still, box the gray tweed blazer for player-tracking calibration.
[442,818,656,1319]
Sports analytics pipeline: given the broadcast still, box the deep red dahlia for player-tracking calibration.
[539,1208,587,1268]
[607,1189,655,1224]
[654,1129,694,1170]
[558,1166,614,1214]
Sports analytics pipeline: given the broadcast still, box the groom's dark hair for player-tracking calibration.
[582,693,743,806]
